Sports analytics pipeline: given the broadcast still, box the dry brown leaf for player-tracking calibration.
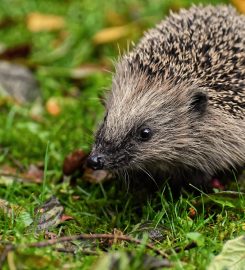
[60,214,74,222]
[46,97,61,116]
[232,0,245,13]
[106,10,126,26]
[0,164,43,184]
[83,168,112,183]
[33,196,64,231]
[72,195,80,201]
[27,12,65,32]
[0,43,31,60]
[63,149,88,176]
[0,165,17,175]
[24,164,43,183]
[93,25,130,44]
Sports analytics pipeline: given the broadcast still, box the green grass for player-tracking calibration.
[0,0,244,269]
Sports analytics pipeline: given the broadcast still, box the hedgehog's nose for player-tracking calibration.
[87,154,104,170]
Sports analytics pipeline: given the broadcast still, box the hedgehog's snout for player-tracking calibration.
[88,139,135,170]
[87,153,105,170]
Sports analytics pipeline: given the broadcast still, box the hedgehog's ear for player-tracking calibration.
[189,92,208,115]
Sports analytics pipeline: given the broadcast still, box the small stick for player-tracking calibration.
[0,233,169,267]
[0,234,197,267]
[26,233,168,257]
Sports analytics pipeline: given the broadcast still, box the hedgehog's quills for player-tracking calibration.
[87,5,245,190]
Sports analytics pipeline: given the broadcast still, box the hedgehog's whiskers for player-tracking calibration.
[137,164,159,189]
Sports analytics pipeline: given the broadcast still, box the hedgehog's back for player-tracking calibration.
[126,5,245,119]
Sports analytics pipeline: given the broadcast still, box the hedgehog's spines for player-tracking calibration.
[90,5,245,184]
[123,5,245,119]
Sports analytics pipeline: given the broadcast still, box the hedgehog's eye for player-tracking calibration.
[138,127,152,141]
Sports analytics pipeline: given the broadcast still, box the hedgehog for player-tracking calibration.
[87,5,245,190]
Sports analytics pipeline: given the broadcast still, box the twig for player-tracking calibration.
[0,233,168,266]
[26,233,168,257]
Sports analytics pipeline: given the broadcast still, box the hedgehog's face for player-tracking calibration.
[87,67,208,172]
[88,120,155,170]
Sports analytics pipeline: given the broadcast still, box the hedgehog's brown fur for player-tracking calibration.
[90,5,245,189]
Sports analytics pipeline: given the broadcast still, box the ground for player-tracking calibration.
[0,0,245,269]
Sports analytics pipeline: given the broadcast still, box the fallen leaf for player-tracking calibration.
[232,0,245,13]
[0,172,42,185]
[63,149,88,176]
[0,43,31,60]
[24,164,43,183]
[0,164,43,184]
[0,165,17,175]
[27,12,65,32]
[105,10,126,26]
[32,196,69,231]
[60,214,74,222]
[83,168,112,184]
[46,97,61,116]
[72,195,80,201]
[93,25,130,44]
[208,235,245,270]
